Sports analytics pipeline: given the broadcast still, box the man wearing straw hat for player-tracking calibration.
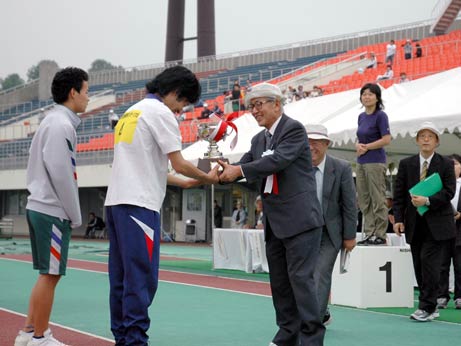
[219,83,325,346]
[393,121,456,322]
[306,124,357,327]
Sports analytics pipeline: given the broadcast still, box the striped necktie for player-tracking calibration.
[314,166,323,211]
[420,160,428,181]
[265,131,272,150]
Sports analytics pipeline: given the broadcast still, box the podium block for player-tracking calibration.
[331,246,414,308]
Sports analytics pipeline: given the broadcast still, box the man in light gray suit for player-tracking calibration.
[307,124,357,326]
[219,83,325,346]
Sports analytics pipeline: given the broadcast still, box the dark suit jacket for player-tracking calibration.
[322,155,357,250]
[393,153,456,243]
[238,114,323,239]
[455,184,461,246]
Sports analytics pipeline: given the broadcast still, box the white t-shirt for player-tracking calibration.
[105,97,182,212]
[386,43,396,57]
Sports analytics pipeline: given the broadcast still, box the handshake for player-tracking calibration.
[202,160,242,185]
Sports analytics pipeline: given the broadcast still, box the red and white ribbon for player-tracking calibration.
[209,112,239,149]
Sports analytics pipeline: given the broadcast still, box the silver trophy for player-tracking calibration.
[194,116,237,172]
[197,122,224,159]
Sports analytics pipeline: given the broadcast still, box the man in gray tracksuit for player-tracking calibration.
[14,67,89,346]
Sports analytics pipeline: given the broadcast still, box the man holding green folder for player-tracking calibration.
[393,121,456,322]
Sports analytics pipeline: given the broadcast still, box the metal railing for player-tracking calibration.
[431,0,452,19]
[89,17,449,85]
[1,36,461,168]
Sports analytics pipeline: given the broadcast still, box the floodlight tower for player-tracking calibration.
[165,0,216,63]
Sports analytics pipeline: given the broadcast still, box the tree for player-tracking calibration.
[0,73,25,91]
[89,59,121,72]
[26,60,58,81]
[27,65,39,82]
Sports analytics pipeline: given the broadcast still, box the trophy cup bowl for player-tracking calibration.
[194,119,230,172]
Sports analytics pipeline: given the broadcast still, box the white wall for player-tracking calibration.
[0,163,112,190]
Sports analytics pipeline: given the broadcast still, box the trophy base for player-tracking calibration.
[197,157,229,173]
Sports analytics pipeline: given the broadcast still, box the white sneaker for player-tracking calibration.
[15,329,52,346]
[436,297,448,309]
[26,330,70,346]
[410,309,435,322]
[14,330,34,346]
[455,298,461,309]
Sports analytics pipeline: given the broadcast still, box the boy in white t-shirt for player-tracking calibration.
[385,39,396,66]
[104,66,218,346]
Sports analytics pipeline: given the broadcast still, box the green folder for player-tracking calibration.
[409,173,443,216]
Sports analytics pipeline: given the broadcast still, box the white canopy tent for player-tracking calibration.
[324,67,461,165]
[182,67,461,166]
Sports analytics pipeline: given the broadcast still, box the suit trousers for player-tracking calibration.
[314,229,339,318]
[438,241,461,300]
[411,216,449,313]
[356,163,388,239]
[266,222,325,346]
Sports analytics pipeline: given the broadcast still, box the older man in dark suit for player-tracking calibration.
[219,83,325,346]
[306,124,357,326]
[393,121,456,322]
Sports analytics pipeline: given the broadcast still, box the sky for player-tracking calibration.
[0,0,437,80]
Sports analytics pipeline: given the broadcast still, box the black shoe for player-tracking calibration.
[323,312,332,326]
[357,237,373,246]
[371,237,387,245]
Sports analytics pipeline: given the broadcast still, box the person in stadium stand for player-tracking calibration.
[366,52,378,69]
[402,39,413,59]
[385,39,397,65]
[399,72,411,83]
[199,103,212,119]
[108,109,119,129]
[376,65,394,81]
[415,43,423,58]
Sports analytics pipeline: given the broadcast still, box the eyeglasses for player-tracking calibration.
[247,99,274,111]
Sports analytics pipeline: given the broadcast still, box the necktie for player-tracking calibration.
[314,166,323,211]
[420,160,428,181]
[236,210,240,222]
[265,131,272,150]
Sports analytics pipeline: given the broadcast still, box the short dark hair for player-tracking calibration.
[145,66,201,104]
[51,67,88,104]
[89,212,96,217]
[360,83,384,110]
[448,154,461,164]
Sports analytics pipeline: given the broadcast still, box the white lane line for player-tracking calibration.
[0,307,114,342]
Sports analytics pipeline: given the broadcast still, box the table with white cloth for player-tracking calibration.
[212,228,269,273]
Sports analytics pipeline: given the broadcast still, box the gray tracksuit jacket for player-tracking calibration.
[26,104,82,228]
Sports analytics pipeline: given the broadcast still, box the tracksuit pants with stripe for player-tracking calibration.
[106,204,160,346]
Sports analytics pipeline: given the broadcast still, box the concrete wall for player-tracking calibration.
[0,163,112,191]
[38,61,59,101]
[0,82,39,112]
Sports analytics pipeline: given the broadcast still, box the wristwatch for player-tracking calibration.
[425,197,430,206]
